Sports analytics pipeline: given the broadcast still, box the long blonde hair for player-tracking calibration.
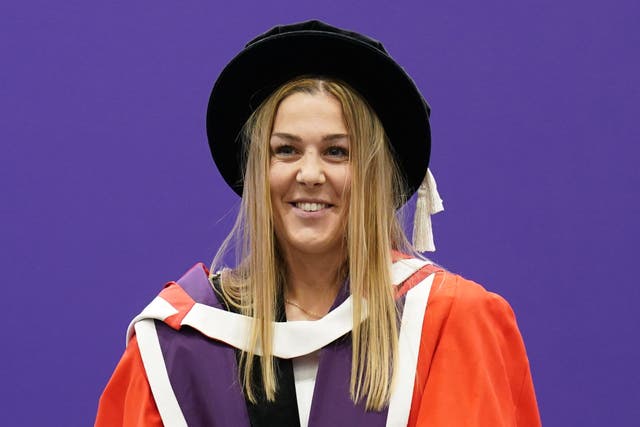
[211,77,414,410]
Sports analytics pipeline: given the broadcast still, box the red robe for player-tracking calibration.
[96,262,540,426]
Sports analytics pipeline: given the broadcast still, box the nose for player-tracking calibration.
[296,152,326,186]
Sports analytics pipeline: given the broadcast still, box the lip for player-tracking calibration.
[291,206,331,218]
[287,200,335,218]
[288,198,334,205]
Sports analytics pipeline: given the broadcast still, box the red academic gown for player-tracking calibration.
[96,260,541,426]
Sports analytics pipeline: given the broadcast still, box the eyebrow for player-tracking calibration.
[271,132,349,142]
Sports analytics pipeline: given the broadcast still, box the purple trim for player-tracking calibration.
[175,263,219,307]
[308,336,389,426]
[307,280,391,426]
[156,322,250,426]
[156,264,251,426]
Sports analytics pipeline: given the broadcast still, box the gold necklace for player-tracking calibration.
[285,298,323,319]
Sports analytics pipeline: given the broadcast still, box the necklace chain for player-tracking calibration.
[285,298,323,319]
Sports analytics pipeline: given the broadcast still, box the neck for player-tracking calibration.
[281,246,347,319]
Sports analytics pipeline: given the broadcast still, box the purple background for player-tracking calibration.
[2,0,638,425]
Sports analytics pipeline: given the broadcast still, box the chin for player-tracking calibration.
[281,235,345,257]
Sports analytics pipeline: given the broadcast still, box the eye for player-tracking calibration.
[272,144,297,157]
[325,145,349,159]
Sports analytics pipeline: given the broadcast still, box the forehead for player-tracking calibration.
[272,92,347,137]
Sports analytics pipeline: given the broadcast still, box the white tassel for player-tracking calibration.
[426,169,444,214]
[412,169,444,252]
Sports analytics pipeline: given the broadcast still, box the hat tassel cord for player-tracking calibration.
[412,169,444,252]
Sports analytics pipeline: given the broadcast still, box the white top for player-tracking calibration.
[292,351,320,427]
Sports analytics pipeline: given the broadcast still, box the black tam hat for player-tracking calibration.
[206,20,443,251]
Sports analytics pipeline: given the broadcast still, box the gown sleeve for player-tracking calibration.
[95,336,163,427]
[409,272,541,426]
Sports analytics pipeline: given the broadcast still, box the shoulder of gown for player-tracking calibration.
[407,270,541,427]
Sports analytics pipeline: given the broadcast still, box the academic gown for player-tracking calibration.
[95,255,541,426]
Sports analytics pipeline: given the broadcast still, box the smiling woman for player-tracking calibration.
[216,76,409,415]
[95,20,541,427]
[269,88,352,260]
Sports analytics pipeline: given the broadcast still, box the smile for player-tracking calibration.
[294,202,330,212]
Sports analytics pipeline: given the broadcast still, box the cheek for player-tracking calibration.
[268,165,286,197]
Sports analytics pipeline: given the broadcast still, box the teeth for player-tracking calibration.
[295,202,328,212]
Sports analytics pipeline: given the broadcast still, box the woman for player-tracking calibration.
[96,21,541,426]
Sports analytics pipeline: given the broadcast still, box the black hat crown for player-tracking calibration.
[207,20,431,198]
[246,20,388,56]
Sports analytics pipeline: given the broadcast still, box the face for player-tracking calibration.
[269,91,351,257]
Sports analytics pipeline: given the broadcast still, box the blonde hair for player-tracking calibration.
[211,77,415,410]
